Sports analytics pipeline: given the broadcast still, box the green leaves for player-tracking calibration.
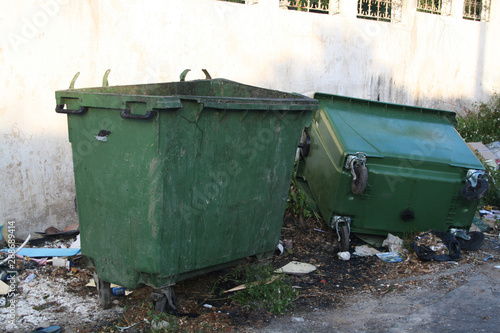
[456,93,500,144]
[231,264,298,314]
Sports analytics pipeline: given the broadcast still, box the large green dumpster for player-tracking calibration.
[56,72,316,309]
[296,93,488,251]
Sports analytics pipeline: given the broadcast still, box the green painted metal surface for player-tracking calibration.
[56,79,316,289]
[296,93,485,236]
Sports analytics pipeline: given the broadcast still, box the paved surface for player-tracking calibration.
[259,240,500,332]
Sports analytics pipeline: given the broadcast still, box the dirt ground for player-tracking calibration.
[2,212,500,332]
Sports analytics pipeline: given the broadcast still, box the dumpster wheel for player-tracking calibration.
[339,225,350,252]
[460,178,489,201]
[351,163,368,195]
[152,287,177,313]
[94,273,111,310]
[457,231,485,251]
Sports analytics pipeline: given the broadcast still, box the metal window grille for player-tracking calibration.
[417,0,442,14]
[463,0,491,22]
[218,0,258,4]
[417,0,452,15]
[357,0,401,22]
[279,0,341,15]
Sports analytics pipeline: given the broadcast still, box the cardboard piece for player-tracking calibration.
[274,261,317,275]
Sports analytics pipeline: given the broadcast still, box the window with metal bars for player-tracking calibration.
[357,0,393,22]
[279,0,340,15]
[417,0,442,14]
[218,0,258,4]
[417,0,452,15]
[463,0,491,21]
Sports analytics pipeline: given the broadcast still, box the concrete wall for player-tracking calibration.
[1,0,499,237]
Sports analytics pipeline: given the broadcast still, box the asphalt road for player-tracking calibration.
[259,236,500,333]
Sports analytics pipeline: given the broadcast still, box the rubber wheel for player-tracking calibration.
[339,225,350,252]
[351,163,368,195]
[460,178,489,201]
[458,231,485,251]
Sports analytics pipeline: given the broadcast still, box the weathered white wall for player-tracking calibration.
[1,0,499,237]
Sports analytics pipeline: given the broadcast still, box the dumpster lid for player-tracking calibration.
[314,93,484,169]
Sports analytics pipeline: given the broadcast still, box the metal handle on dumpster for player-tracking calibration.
[55,104,88,115]
[179,69,212,81]
[120,109,157,120]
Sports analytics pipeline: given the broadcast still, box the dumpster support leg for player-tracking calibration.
[94,272,111,309]
[151,287,177,313]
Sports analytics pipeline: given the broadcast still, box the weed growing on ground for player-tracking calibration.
[229,264,298,314]
[287,180,313,220]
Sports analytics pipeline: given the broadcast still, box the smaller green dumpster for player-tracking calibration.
[56,70,316,310]
[296,93,488,251]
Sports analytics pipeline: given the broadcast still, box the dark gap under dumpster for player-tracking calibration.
[55,70,317,310]
[296,93,489,252]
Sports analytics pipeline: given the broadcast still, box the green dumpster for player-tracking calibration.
[56,71,316,309]
[296,93,488,251]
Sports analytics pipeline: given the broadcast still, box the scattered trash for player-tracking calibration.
[116,321,145,331]
[203,304,213,308]
[29,325,62,333]
[112,287,126,296]
[30,258,48,266]
[382,234,404,254]
[291,317,305,322]
[224,275,279,293]
[353,245,380,257]
[313,228,327,233]
[484,256,494,261]
[0,234,31,266]
[24,273,37,283]
[274,261,317,275]
[337,251,351,261]
[376,252,402,263]
[0,280,9,295]
[151,319,170,330]
[472,216,493,232]
[52,257,69,268]
[4,248,81,258]
[276,242,284,255]
[486,141,500,160]
[456,231,485,251]
[479,208,500,218]
[24,260,39,270]
[283,239,293,249]
[86,278,120,289]
[413,230,461,262]
[495,266,500,269]
[0,296,5,306]
[70,234,81,249]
